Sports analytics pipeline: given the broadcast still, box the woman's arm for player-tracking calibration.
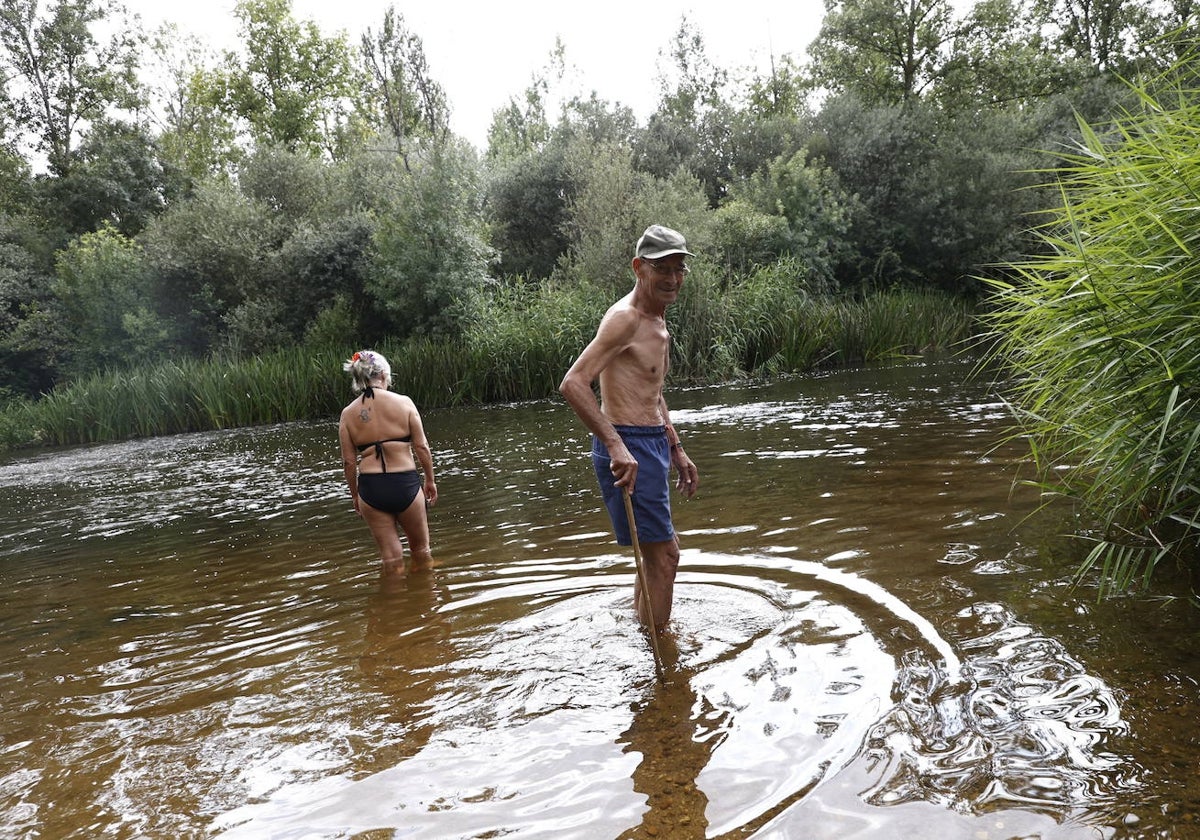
[408,402,438,507]
[337,416,362,515]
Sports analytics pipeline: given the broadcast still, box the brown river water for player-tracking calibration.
[2,359,1200,839]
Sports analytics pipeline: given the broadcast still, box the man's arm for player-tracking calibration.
[559,307,641,491]
[658,392,699,498]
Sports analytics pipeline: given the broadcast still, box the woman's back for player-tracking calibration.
[341,388,418,474]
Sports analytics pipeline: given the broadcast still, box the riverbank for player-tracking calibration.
[0,287,976,450]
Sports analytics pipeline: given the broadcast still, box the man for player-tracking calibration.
[559,224,700,633]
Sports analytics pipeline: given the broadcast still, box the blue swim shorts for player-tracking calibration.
[592,425,675,546]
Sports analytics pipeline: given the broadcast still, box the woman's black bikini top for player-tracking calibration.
[355,385,412,473]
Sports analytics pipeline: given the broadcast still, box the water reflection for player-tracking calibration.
[873,600,1135,818]
[619,640,716,840]
[358,567,453,765]
[213,556,1140,838]
[0,360,1187,838]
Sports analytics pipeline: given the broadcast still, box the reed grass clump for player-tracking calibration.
[455,279,609,403]
[715,257,824,374]
[0,273,976,450]
[985,61,1200,595]
[696,258,975,377]
[0,349,351,448]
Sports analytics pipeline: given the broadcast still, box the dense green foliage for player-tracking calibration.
[986,51,1200,596]
[0,284,973,448]
[0,0,1167,399]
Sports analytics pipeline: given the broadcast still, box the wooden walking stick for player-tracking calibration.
[622,488,666,683]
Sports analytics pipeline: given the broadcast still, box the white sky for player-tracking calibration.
[122,0,829,149]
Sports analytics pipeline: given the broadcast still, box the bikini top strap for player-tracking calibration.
[356,436,413,473]
[372,441,388,472]
[362,440,389,472]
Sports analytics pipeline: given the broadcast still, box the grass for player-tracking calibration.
[984,56,1200,596]
[0,280,977,450]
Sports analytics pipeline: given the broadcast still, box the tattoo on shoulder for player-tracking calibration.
[359,409,370,422]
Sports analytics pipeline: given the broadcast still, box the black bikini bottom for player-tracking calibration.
[358,470,422,514]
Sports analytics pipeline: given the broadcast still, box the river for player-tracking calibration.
[1,358,1197,839]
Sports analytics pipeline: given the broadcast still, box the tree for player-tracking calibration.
[1036,0,1156,75]
[270,213,376,344]
[636,17,735,206]
[219,148,376,351]
[484,46,587,280]
[365,140,494,338]
[143,23,240,184]
[936,0,1072,109]
[725,58,812,185]
[37,119,172,236]
[485,39,568,160]
[809,0,961,105]
[0,0,142,176]
[486,146,571,280]
[139,178,284,354]
[1148,0,1199,66]
[655,14,728,124]
[743,53,813,121]
[237,143,329,221]
[215,0,359,156]
[0,213,56,396]
[359,5,450,160]
[0,146,33,216]
[556,131,710,296]
[815,93,1042,291]
[559,140,641,291]
[51,225,167,376]
[486,83,551,161]
[734,149,858,288]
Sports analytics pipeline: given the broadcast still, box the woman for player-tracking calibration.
[338,350,438,571]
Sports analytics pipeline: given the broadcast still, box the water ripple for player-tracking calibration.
[857,600,1138,823]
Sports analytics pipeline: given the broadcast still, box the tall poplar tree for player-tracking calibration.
[215,0,358,156]
[809,0,961,104]
[359,5,450,161]
[0,0,142,176]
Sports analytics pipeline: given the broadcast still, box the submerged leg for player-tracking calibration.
[634,537,680,632]
[361,502,405,569]
[398,490,433,570]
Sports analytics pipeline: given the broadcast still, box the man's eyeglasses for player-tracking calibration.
[641,259,690,276]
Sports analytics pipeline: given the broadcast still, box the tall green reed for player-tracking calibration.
[451,279,608,403]
[1,274,975,450]
[691,259,973,377]
[985,58,1200,596]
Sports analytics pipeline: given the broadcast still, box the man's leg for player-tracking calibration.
[635,536,680,632]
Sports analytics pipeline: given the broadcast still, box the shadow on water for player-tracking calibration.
[0,359,1195,838]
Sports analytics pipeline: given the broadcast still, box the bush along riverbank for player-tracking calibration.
[0,285,977,450]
